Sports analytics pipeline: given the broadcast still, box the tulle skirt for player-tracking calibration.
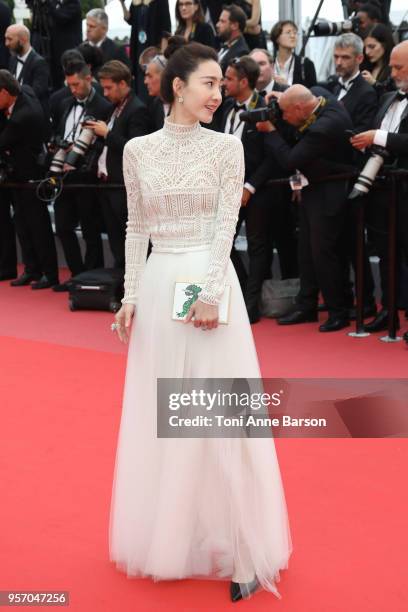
[109,247,292,598]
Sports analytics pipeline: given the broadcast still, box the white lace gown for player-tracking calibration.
[109,118,292,597]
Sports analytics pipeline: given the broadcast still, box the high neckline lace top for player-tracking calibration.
[162,117,201,138]
[121,123,245,306]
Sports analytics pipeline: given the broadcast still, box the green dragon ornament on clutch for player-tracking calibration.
[176,284,202,318]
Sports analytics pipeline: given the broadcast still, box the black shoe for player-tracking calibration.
[230,577,259,602]
[31,275,59,290]
[403,331,408,344]
[364,309,400,333]
[319,316,350,332]
[10,272,41,286]
[52,281,72,292]
[0,271,17,281]
[277,310,318,325]
[247,306,260,324]
[349,303,377,321]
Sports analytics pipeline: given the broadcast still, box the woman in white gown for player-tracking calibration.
[109,38,292,602]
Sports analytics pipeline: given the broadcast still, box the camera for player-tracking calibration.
[48,116,97,175]
[240,97,283,125]
[348,146,389,199]
[313,16,361,37]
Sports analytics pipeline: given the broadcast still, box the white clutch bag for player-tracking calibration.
[172,282,231,324]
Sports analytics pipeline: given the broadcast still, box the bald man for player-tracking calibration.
[257,84,354,332]
[351,40,408,335]
[5,24,49,111]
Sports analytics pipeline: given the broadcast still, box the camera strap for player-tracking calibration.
[298,96,327,134]
[229,91,259,135]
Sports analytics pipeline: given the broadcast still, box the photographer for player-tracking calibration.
[5,24,49,114]
[257,85,354,332]
[50,60,112,292]
[351,40,408,334]
[27,0,82,90]
[0,70,58,288]
[86,60,150,270]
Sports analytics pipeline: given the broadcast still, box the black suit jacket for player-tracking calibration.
[105,92,151,183]
[374,91,408,170]
[219,94,281,189]
[219,36,250,75]
[127,0,171,61]
[147,96,168,132]
[0,86,46,181]
[182,22,216,48]
[98,38,130,67]
[47,0,82,88]
[320,73,378,133]
[53,88,112,175]
[9,49,49,111]
[265,98,353,182]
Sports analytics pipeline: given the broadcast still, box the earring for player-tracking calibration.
[178,96,184,104]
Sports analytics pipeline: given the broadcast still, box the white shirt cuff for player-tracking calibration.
[244,182,256,194]
[373,130,388,147]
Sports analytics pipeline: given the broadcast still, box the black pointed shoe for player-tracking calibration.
[10,272,41,286]
[364,309,400,333]
[319,316,350,332]
[403,331,408,344]
[31,275,59,290]
[230,577,260,602]
[277,309,318,325]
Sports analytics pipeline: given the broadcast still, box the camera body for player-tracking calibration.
[240,98,283,125]
[313,16,361,37]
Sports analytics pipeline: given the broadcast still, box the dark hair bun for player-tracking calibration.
[164,35,188,60]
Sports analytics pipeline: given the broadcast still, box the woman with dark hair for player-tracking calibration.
[109,36,291,603]
[270,19,316,88]
[361,23,396,95]
[175,0,216,48]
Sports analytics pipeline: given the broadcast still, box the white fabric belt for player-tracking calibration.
[151,244,212,254]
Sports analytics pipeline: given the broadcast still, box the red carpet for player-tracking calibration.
[1,275,407,611]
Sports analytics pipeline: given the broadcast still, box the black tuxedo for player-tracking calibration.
[218,36,250,74]
[364,91,408,308]
[147,96,167,131]
[52,88,112,277]
[98,92,151,270]
[219,93,295,315]
[9,49,50,113]
[321,73,378,133]
[265,99,354,318]
[89,38,130,67]
[0,86,58,281]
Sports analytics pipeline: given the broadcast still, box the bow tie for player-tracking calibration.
[396,91,408,101]
[258,90,267,97]
[75,100,86,107]
[16,58,24,65]
[338,77,356,91]
[233,102,246,112]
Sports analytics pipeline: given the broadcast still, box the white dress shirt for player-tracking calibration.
[274,54,295,86]
[373,93,408,147]
[15,47,32,82]
[224,94,256,193]
[337,70,360,101]
[63,100,87,142]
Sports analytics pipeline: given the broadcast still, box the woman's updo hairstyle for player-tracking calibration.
[160,36,218,104]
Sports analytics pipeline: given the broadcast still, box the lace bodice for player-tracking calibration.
[121,117,245,306]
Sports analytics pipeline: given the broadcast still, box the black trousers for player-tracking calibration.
[0,189,17,275]
[54,187,104,276]
[295,182,348,318]
[98,187,127,270]
[365,180,408,308]
[12,189,59,280]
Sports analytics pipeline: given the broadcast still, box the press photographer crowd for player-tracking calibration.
[0,0,408,340]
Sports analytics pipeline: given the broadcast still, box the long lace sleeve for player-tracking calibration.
[121,141,150,306]
[199,136,245,305]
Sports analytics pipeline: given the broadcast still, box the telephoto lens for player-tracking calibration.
[348,147,388,199]
[64,115,97,170]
